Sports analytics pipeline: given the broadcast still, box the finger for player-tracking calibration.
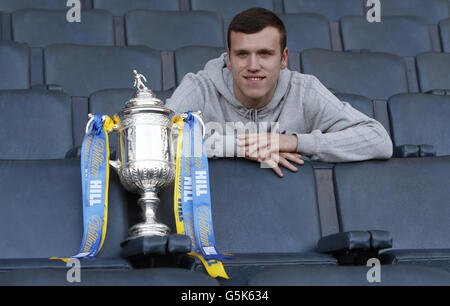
[278,155,298,172]
[281,152,304,165]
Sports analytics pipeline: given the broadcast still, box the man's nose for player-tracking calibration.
[247,54,260,71]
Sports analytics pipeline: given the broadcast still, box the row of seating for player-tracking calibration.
[1,42,449,97]
[0,0,449,23]
[0,89,448,160]
[1,8,449,55]
[0,156,448,285]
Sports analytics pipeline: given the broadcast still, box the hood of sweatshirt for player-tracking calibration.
[203,53,293,124]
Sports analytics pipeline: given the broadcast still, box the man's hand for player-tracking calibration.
[237,133,304,177]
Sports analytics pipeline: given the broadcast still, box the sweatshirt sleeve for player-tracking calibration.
[165,73,206,114]
[295,76,393,162]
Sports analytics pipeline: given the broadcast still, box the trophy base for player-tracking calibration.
[128,221,170,239]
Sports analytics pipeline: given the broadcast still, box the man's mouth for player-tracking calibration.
[244,76,266,81]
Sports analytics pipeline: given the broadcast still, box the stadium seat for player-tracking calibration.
[0,41,29,90]
[334,93,374,118]
[416,52,450,93]
[249,264,450,285]
[0,0,67,13]
[379,0,449,24]
[279,13,332,52]
[44,44,162,97]
[174,46,225,85]
[283,0,363,21]
[93,0,180,16]
[388,93,450,156]
[190,0,274,19]
[158,158,338,285]
[125,10,224,51]
[0,90,73,159]
[11,9,114,47]
[440,18,450,52]
[340,15,432,57]
[333,157,450,272]
[301,48,408,100]
[0,158,131,270]
[0,267,220,286]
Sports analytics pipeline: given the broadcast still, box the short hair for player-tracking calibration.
[227,7,287,53]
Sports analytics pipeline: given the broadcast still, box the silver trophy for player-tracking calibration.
[104,70,204,241]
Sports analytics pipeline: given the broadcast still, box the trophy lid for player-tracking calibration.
[122,70,171,115]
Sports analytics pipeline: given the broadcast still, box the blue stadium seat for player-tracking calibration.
[44,44,162,97]
[416,52,450,93]
[380,0,449,24]
[439,18,450,52]
[0,158,130,270]
[11,9,114,47]
[190,0,274,19]
[340,15,432,57]
[334,93,374,118]
[174,46,225,85]
[0,268,220,286]
[0,41,29,90]
[249,264,450,285]
[279,13,332,52]
[93,0,180,16]
[301,48,408,100]
[0,0,67,13]
[125,10,224,51]
[388,93,450,156]
[0,90,73,159]
[283,0,363,21]
[333,157,450,272]
[158,158,337,285]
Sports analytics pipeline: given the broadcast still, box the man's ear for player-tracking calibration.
[226,48,232,70]
[281,47,289,69]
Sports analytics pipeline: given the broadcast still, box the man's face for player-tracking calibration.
[227,26,288,109]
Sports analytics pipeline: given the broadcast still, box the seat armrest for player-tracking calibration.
[318,230,392,265]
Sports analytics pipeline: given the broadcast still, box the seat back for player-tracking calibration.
[125,10,223,51]
[334,93,374,118]
[416,52,450,93]
[190,0,273,19]
[340,15,432,57]
[44,44,162,97]
[174,46,225,85]
[283,0,363,21]
[333,157,450,250]
[0,0,67,13]
[0,158,129,258]
[12,9,114,48]
[280,13,332,52]
[0,41,29,90]
[388,93,450,156]
[93,0,180,16]
[439,18,450,52]
[380,0,449,24]
[0,90,73,159]
[301,48,408,100]
[159,158,322,253]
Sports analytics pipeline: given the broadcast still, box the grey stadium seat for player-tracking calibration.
[0,0,67,13]
[0,41,29,90]
[44,44,162,97]
[93,0,180,16]
[283,0,363,21]
[190,0,274,19]
[125,10,224,51]
[174,46,225,85]
[0,90,73,159]
[416,52,450,93]
[301,48,408,100]
[379,0,449,24]
[340,15,432,57]
[11,9,114,47]
[439,18,450,52]
[388,93,450,156]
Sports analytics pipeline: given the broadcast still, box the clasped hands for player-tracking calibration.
[236,133,304,177]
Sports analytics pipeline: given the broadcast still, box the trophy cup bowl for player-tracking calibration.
[108,70,176,241]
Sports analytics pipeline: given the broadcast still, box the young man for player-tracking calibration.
[166,8,392,177]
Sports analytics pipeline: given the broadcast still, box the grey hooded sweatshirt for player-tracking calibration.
[166,53,393,162]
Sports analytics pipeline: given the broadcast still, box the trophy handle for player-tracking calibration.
[178,111,205,139]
